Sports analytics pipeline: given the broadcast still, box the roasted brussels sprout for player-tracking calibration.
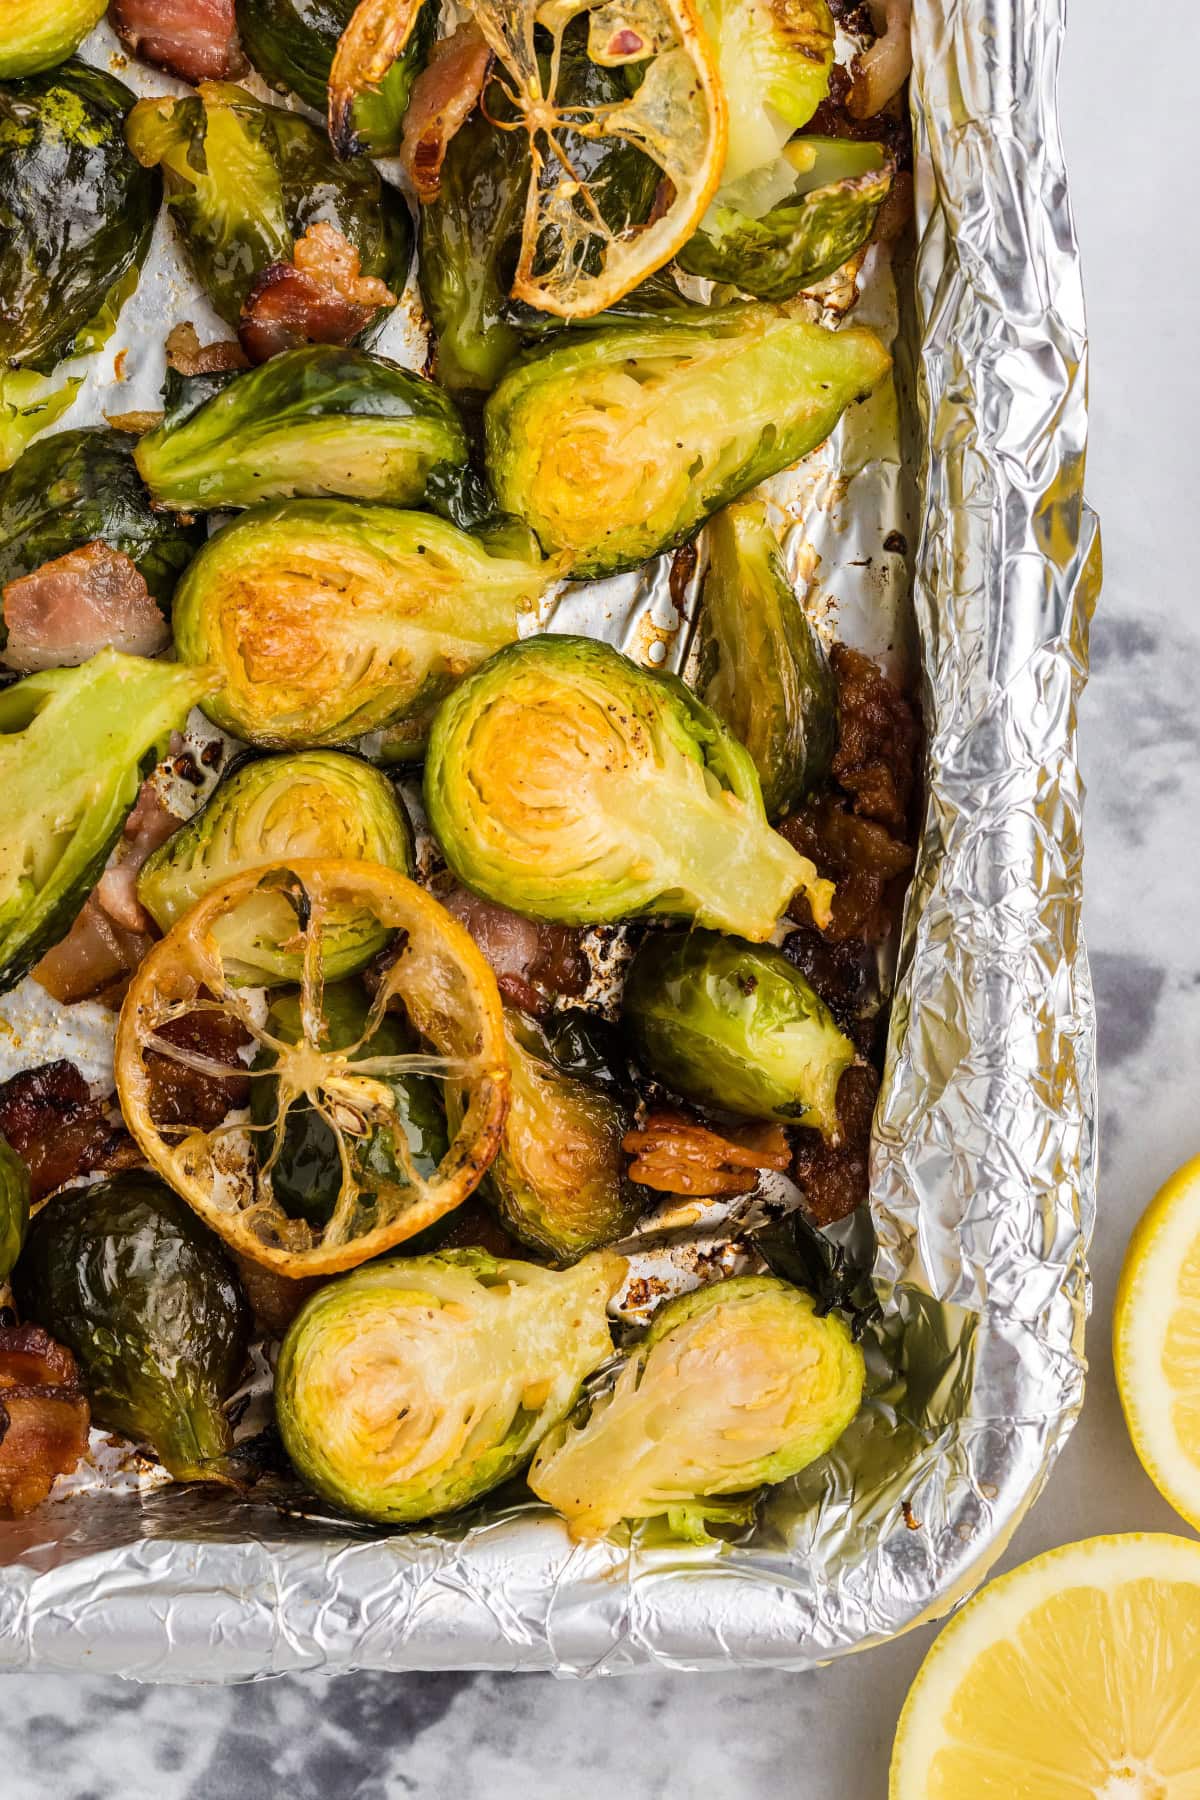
[0,651,213,992]
[136,347,468,512]
[0,1134,30,1282]
[698,499,836,816]
[237,0,433,155]
[0,428,203,603]
[125,83,409,327]
[529,1275,864,1538]
[275,1248,623,1523]
[0,62,158,373]
[172,500,555,748]
[424,635,833,941]
[251,982,448,1230]
[0,0,106,79]
[680,138,894,300]
[480,1010,644,1263]
[484,306,891,577]
[14,1171,251,1477]
[698,0,833,184]
[137,750,415,981]
[623,930,855,1133]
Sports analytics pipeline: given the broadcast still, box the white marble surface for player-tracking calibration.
[1,3,1196,1793]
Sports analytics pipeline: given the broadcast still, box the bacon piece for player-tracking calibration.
[438,886,588,1016]
[780,799,913,943]
[847,0,913,120]
[399,22,491,203]
[622,1110,791,1198]
[108,0,246,82]
[165,321,250,376]
[2,542,168,674]
[0,1323,91,1518]
[0,1063,136,1201]
[146,1010,252,1130]
[97,778,184,936]
[238,223,396,364]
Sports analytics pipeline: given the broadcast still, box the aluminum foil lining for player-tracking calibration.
[0,0,1100,1679]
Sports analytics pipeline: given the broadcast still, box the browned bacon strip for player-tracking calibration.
[238,223,397,363]
[2,542,168,674]
[0,1323,91,1519]
[108,0,246,82]
[0,1063,134,1200]
[399,22,491,203]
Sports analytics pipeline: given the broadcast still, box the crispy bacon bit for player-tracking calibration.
[104,411,166,435]
[0,1063,136,1200]
[439,886,588,1016]
[792,1063,878,1225]
[0,1323,90,1518]
[399,22,491,203]
[165,321,250,376]
[623,1110,791,1198]
[847,0,913,120]
[2,542,168,674]
[146,1010,252,1129]
[108,0,246,83]
[238,223,397,364]
[829,644,920,833]
[781,798,913,942]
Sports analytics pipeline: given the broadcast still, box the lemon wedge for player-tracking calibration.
[890,1533,1200,1798]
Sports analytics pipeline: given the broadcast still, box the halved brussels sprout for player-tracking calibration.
[623,929,855,1133]
[137,750,414,982]
[251,982,448,1230]
[698,0,833,184]
[680,138,894,301]
[125,83,409,328]
[171,500,557,748]
[0,1133,30,1282]
[0,651,214,993]
[136,347,468,512]
[529,1275,864,1538]
[0,0,106,79]
[275,1248,623,1524]
[484,306,892,577]
[0,428,203,604]
[424,635,833,941]
[480,1009,644,1263]
[14,1171,250,1479]
[236,0,433,155]
[698,499,836,817]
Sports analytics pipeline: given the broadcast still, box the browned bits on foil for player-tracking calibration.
[830,643,920,832]
[0,1062,136,1201]
[623,1110,791,1197]
[146,1011,252,1129]
[791,1063,879,1225]
[0,1322,91,1518]
[781,798,914,942]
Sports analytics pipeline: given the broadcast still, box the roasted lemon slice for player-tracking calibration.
[332,0,728,318]
[115,859,509,1277]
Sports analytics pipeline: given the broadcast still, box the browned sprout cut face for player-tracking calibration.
[115,859,510,1277]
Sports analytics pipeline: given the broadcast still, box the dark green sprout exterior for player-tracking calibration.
[136,346,468,512]
[424,634,828,942]
[237,0,434,156]
[0,652,213,993]
[0,61,158,373]
[0,1133,30,1283]
[0,0,106,80]
[13,1171,251,1478]
[698,498,836,817]
[137,749,415,982]
[0,428,203,605]
[124,83,410,328]
[484,305,892,577]
[623,929,855,1134]
[251,982,448,1230]
[679,138,893,301]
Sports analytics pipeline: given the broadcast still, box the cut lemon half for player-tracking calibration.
[1114,1152,1200,1531]
[115,859,509,1278]
[890,1533,1200,1798]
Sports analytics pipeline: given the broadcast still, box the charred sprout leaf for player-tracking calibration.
[137,750,415,982]
[752,1209,881,1340]
[171,498,557,748]
[0,0,107,79]
[136,346,468,512]
[236,0,433,155]
[0,651,213,993]
[275,1248,623,1524]
[623,930,855,1132]
[250,981,448,1231]
[0,428,203,605]
[680,137,893,299]
[0,1133,30,1282]
[13,1170,251,1478]
[697,0,833,184]
[0,62,158,373]
[424,635,833,940]
[698,498,836,817]
[484,305,891,577]
[529,1274,864,1538]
